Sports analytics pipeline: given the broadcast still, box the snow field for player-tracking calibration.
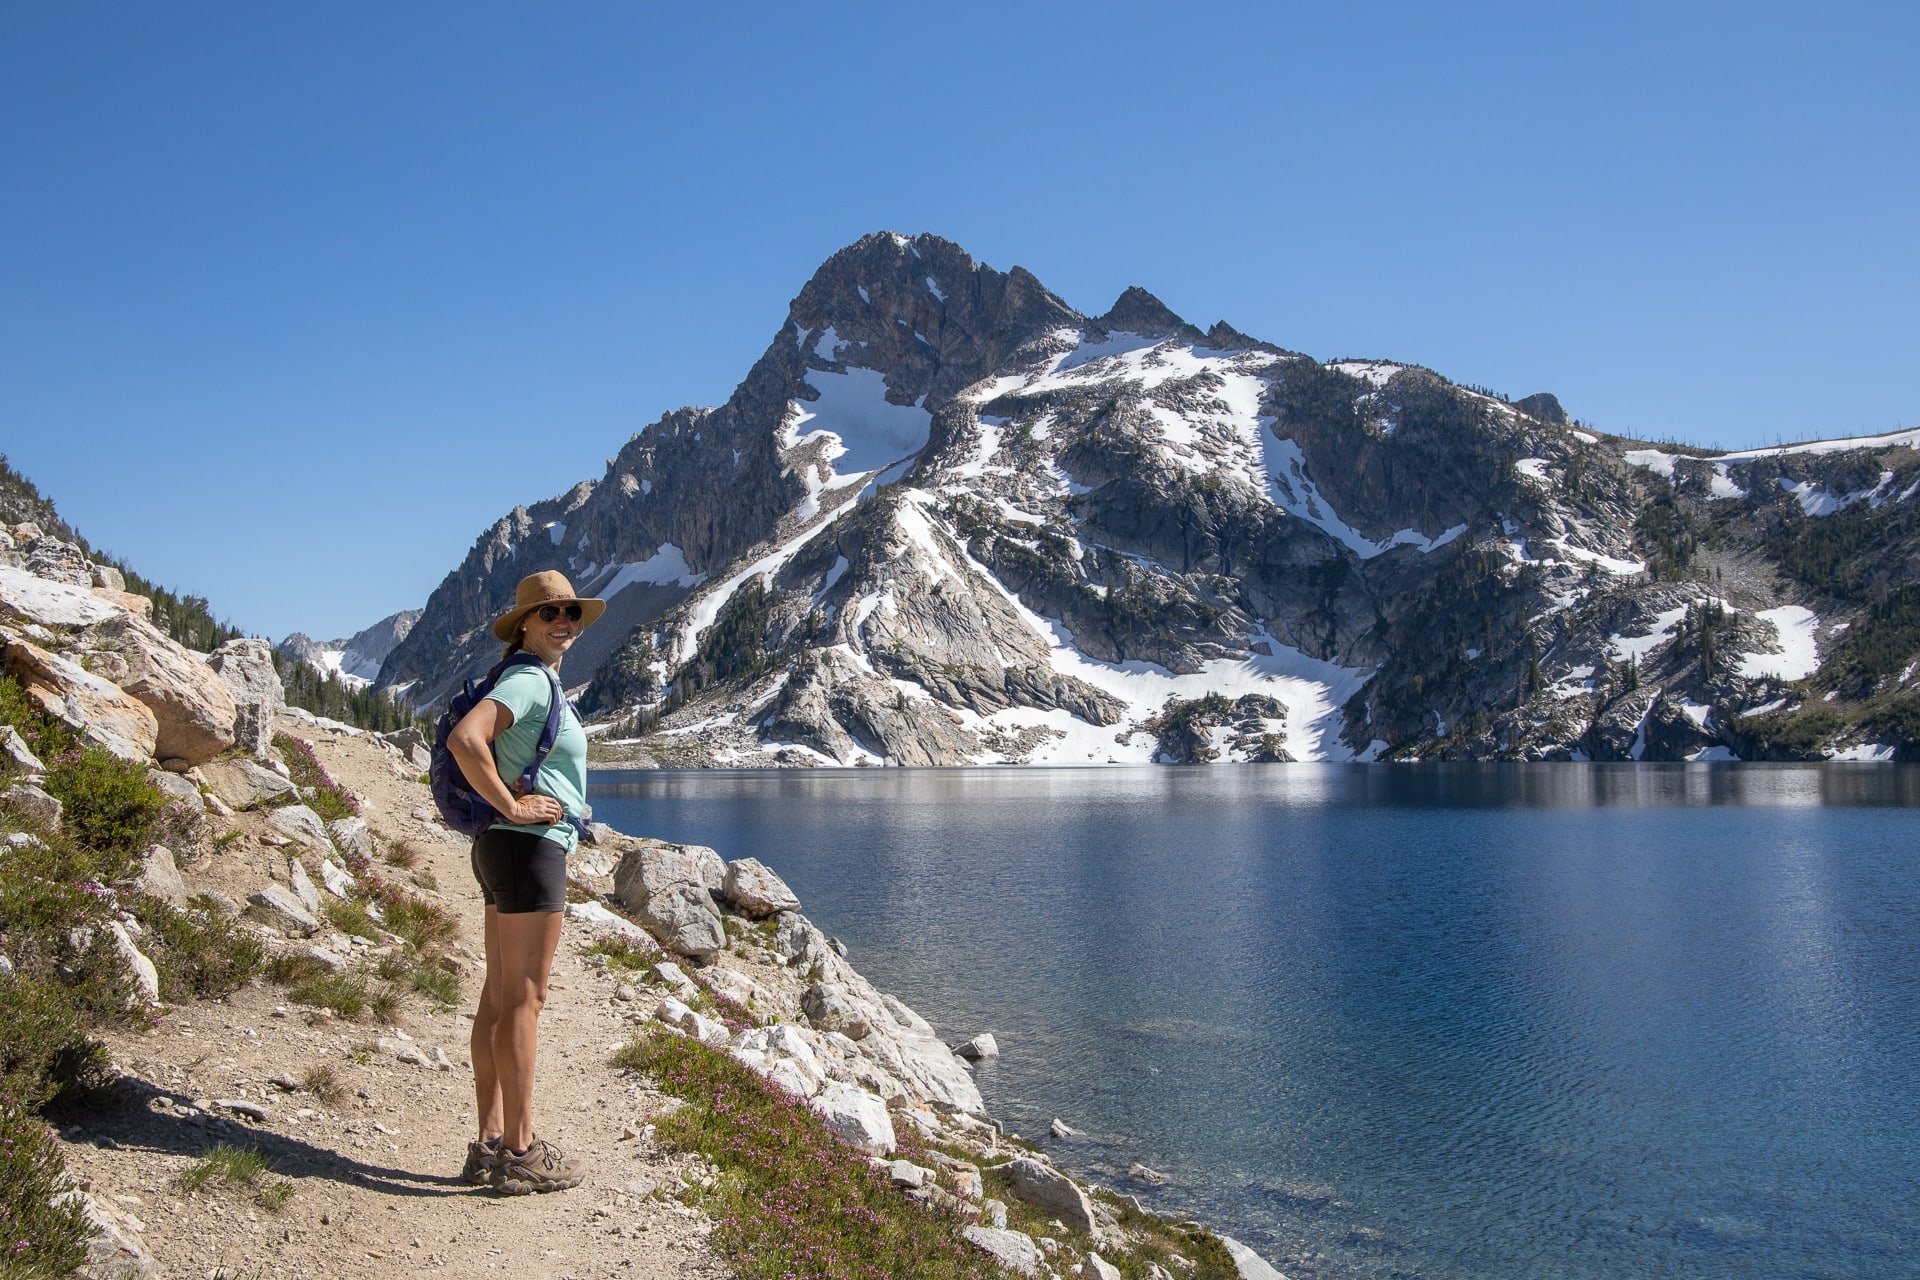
[1735,606,1820,681]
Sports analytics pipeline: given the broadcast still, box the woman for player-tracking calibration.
[448,570,604,1194]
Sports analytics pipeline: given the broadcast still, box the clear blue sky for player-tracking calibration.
[3,2,1914,640]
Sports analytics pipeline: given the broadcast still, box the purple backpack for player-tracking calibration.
[429,653,568,839]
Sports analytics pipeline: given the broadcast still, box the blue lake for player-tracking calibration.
[589,764,1920,1280]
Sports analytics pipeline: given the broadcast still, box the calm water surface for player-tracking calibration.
[590,765,1920,1280]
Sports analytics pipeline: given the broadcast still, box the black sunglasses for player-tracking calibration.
[536,603,583,623]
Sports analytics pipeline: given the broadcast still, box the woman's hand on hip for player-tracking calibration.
[509,793,565,826]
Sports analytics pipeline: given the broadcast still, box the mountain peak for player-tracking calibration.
[1095,286,1200,341]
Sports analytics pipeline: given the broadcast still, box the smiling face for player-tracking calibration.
[519,604,579,667]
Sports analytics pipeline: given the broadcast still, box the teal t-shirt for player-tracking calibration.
[483,662,587,852]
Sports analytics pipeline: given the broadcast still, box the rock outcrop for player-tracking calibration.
[0,531,290,773]
[208,638,284,757]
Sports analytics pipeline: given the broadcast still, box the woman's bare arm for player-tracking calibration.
[447,700,565,827]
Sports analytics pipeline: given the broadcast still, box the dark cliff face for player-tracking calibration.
[376,233,1920,765]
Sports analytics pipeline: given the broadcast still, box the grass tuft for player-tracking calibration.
[300,1064,346,1108]
[178,1143,270,1191]
[322,896,381,941]
[287,971,373,1020]
[408,963,461,1007]
[177,1143,295,1211]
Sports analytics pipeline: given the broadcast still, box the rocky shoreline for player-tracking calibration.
[0,521,1286,1278]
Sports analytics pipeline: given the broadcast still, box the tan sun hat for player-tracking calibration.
[492,570,606,643]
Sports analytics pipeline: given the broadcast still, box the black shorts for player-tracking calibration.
[470,828,568,914]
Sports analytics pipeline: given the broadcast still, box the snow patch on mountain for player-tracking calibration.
[1609,607,1688,664]
[785,367,933,475]
[598,545,707,596]
[1329,361,1401,387]
[1736,606,1820,680]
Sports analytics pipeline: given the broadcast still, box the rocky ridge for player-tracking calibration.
[368,233,1920,766]
[277,610,421,690]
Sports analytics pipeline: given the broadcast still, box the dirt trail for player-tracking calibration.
[56,712,729,1280]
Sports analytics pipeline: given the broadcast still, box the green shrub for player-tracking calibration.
[0,1102,91,1278]
[613,1032,996,1280]
[178,1142,271,1192]
[300,1064,345,1108]
[0,975,115,1112]
[584,932,661,973]
[131,895,264,1001]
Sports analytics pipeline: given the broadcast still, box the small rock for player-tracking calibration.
[288,857,323,915]
[145,767,204,813]
[801,982,871,1039]
[563,899,653,946]
[0,956,13,978]
[953,1169,984,1201]
[247,885,320,937]
[720,857,801,918]
[686,1012,731,1046]
[1128,1163,1171,1185]
[954,1032,1000,1061]
[1,781,62,830]
[268,1074,301,1092]
[809,1081,895,1156]
[375,1037,432,1068]
[1004,1156,1099,1235]
[107,921,161,1007]
[66,1188,156,1277]
[327,816,373,860]
[826,935,848,958]
[213,1098,269,1121]
[319,858,357,899]
[1086,1255,1123,1280]
[268,804,334,851]
[198,756,295,810]
[961,1225,1043,1276]
[299,945,348,971]
[136,845,189,907]
[652,960,697,994]
[887,1160,933,1189]
[1219,1235,1287,1280]
[1049,1118,1085,1140]
[982,1198,1008,1229]
[0,725,45,776]
[430,1047,453,1071]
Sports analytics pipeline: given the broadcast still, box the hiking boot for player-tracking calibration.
[491,1136,584,1195]
[460,1139,501,1186]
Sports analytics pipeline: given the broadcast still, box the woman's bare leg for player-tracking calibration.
[470,905,505,1142]
[490,907,564,1151]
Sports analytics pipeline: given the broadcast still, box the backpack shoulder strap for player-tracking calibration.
[514,665,569,795]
